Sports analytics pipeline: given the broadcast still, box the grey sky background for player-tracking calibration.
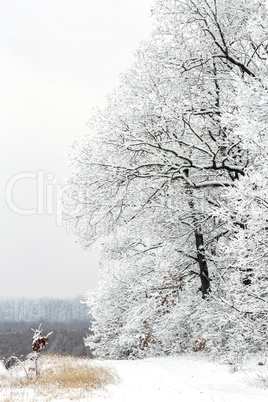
[0,0,153,298]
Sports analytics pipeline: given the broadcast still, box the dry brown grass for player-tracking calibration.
[0,354,118,401]
[23,355,115,390]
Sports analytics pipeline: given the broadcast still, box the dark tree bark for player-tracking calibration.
[195,229,210,298]
[184,169,211,298]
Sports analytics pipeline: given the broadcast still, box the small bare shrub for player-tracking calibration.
[28,324,53,376]
[3,356,20,370]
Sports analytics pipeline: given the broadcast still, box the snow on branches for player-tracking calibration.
[66,0,268,361]
[32,324,53,353]
[29,324,53,376]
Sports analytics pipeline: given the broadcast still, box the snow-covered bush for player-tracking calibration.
[28,324,53,376]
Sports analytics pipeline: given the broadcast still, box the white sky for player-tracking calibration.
[0,0,153,298]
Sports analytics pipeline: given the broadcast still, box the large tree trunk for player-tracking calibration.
[185,168,211,298]
[195,228,210,298]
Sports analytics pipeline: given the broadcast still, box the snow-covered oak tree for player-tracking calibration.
[66,0,268,359]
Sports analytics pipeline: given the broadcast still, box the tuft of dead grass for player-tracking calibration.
[22,355,115,391]
[0,354,118,401]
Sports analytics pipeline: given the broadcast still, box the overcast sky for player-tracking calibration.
[0,0,153,298]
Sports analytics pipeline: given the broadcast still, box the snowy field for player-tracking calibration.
[94,356,268,402]
[1,354,268,401]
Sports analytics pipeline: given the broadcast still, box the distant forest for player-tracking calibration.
[0,321,93,360]
[0,296,90,322]
[0,297,93,359]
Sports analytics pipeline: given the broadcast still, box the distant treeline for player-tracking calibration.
[0,296,91,322]
[0,320,93,359]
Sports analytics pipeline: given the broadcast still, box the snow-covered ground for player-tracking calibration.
[1,354,268,401]
[92,355,268,402]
